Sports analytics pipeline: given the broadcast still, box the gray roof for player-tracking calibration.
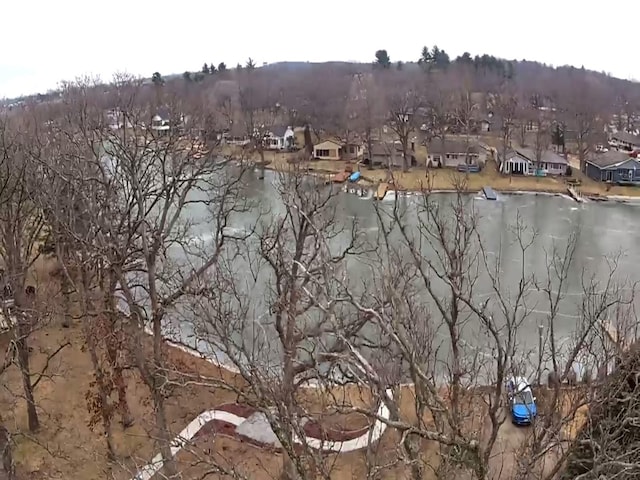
[155,107,171,120]
[428,139,480,155]
[271,125,290,137]
[507,148,568,165]
[611,131,640,146]
[368,142,402,156]
[587,150,636,169]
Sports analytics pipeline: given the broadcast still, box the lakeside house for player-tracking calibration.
[585,150,640,185]
[363,142,416,168]
[426,139,486,168]
[499,148,567,176]
[312,139,364,161]
[151,108,172,134]
[609,131,640,152]
[265,126,295,150]
[221,124,251,146]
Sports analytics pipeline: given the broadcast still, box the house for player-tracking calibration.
[499,148,567,176]
[265,126,295,150]
[313,140,343,160]
[609,131,640,152]
[426,139,486,168]
[364,142,416,168]
[585,150,640,184]
[105,109,132,130]
[151,108,172,134]
[222,123,251,146]
[342,140,365,161]
[312,140,364,161]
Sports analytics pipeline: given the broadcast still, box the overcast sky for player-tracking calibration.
[1,0,637,98]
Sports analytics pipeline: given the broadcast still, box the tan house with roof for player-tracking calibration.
[313,139,364,161]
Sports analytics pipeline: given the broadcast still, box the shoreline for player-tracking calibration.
[260,163,640,204]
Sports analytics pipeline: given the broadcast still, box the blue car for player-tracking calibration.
[507,377,537,425]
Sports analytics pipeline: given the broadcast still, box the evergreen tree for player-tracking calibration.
[374,49,391,69]
[182,71,192,81]
[218,62,227,73]
[418,46,432,67]
[202,63,209,74]
[151,72,163,86]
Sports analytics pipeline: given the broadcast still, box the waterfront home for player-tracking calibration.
[313,139,364,161]
[585,150,640,184]
[363,142,416,168]
[426,139,485,168]
[499,148,567,176]
[609,131,640,152]
[264,126,295,150]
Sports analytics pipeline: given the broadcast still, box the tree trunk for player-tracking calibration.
[104,269,132,427]
[81,266,116,459]
[60,253,72,328]
[85,330,116,460]
[152,386,178,478]
[15,316,38,432]
[0,420,14,480]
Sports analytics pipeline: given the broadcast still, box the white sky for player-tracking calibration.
[1,0,637,98]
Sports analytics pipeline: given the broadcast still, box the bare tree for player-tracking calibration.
[492,87,519,164]
[189,169,372,480]
[39,76,250,477]
[385,83,422,171]
[328,184,631,480]
[345,73,384,169]
[558,73,609,172]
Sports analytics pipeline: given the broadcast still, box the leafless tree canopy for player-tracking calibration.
[0,62,637,480]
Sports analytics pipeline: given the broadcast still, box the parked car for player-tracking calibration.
[506,376,537,425]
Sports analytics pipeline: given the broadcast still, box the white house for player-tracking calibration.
[265,126,295,150]
[499,148,567,176]
[609,131,640,152]
[151,108,172,134]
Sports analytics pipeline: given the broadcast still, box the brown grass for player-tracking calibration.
[0,257,590,480]
[257,145,640,198]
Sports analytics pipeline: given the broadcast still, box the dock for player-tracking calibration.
[374,183,389,200]
[567,186,585,203]
[330,172,349,183]
[482,186,497,200]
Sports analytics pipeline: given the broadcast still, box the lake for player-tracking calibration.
[163,169,640,382]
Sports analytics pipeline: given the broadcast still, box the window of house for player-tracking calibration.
[349,146,355,154]
[316,149,330,157]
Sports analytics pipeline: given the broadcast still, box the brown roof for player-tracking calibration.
[428,139,480,155]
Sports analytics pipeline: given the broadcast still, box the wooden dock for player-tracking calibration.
[567,186,585,203]
[374,183,389,200]
[482,186,497,200]
[330,172,349,183]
